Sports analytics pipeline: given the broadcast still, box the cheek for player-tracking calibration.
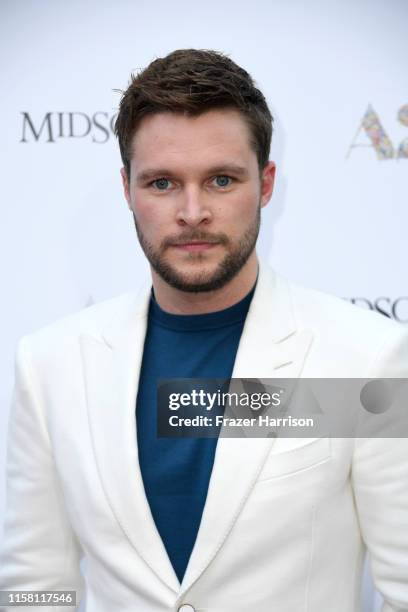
[137,211,168,239]
[220,190,259,224]
[132,194,171,231]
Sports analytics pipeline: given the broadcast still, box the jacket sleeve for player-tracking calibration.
[0,336,85,612]
[351,327,408,612]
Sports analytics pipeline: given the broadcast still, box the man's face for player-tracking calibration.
[121,108,275,292]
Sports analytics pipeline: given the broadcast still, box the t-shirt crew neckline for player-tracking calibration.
[149,280,257,332]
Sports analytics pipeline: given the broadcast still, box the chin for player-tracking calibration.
[167,256,219,277]
[172,269,220,288]
[155,259,238,293]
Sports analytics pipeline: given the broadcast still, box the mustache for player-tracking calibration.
[162,231,229,248]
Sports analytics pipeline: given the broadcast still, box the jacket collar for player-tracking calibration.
[79,260,314,598]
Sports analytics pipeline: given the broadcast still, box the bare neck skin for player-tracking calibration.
[151,251,259,315]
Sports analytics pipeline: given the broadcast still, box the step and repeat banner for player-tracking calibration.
[1,1,407,610]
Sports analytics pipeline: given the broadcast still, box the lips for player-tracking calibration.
[172,242,218,252]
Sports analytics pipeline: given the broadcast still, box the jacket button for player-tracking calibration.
[178,605,195,612]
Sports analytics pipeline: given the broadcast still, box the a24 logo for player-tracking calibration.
[347,104,408,160]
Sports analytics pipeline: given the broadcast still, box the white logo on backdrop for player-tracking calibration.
[20,112,117,144]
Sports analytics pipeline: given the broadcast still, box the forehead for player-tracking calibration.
[130,108,256,170]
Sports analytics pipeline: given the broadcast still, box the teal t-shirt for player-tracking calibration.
[136,283,255,583]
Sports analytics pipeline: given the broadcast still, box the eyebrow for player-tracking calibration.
[135,164,249,183]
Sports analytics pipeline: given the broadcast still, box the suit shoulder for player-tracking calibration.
[20,290,142,356]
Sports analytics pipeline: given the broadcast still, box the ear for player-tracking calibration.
[260,161,276,208]
[120,167,132,210]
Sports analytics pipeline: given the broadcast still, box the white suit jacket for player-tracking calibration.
[1,263,408,612]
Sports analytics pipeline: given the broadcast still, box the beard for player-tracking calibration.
[133,204,261,293]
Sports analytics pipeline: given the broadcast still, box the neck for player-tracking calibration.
[151,253,259,315]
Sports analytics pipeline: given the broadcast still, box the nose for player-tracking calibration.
[176,185,212,227]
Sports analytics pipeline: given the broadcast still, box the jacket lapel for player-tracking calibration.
[79,262,313,597]
[179,263,314,595]
[79,282,180,594]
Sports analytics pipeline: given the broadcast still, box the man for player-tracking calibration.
[0,49,407,612]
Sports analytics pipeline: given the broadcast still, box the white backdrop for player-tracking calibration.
[1,1,407,610]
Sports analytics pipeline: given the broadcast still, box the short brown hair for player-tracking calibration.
[114,49,273,177]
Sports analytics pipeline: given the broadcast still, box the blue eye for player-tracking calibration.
[214,175,231,187]
[152,178,171,190]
